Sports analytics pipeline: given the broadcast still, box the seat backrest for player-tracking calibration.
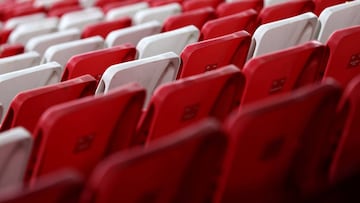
[8,17,58,45]
[42,36,104,68]
[248,12,319,59]
[0,43,24,58]
[182,0,222,11]
[242,41,328,105]
[26,29,81,56]
[81,17,132,39]
[329,75,360,184]
[312,0,348,16]
[219,79,342,203]
[137,25,199,59]
[0,170,83,203]
[136,65,245,144]
[179,31,251,78]
[0,51,40,75]
[216,0,263,18]
[317,1,360,43]
[323,25,360,87]
[96,52,180,106]
[0,62,62,122]
[4,13,45,30]
[62,44,136,82]
[1,75,97,133]
[81,119,228,203]
[162,7,215,32]
[105,2,149,21]
[133,3,182,25]
[201,9,258,40]
[105,20,162,47]
[28,83,145,183]
[258,0,315,25]
[0,127,32,189]
[58,7,104,31]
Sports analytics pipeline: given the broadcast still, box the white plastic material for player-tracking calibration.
[8,17,59,45]
[34,0,62,8]
[248,12,319,59]
[26,29,81,56]
[96,52,180,106]
[42,36,104,68]
[0,62,62,120]
[0,51,41,75]
[0,127,33,189]
[133,3,182,25]
[317,1,360,43]
[106,2,149,21]
[137,25,199,59]
[58,7,104,31]
[5,13,46,30]
[106,21,162,47]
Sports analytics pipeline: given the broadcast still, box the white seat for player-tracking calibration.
[248,12,319,59]
[133,3,182,25]
[8,17,59,45]
[0,51,40,75]
[80,0,95,7]
[106,21,162,47]
[4,13,46,30]
[34,0,62,8]
[137,25,199,59]
[96,52,180,106]
[58,7,104,31]
[106,2,149,21]
[0,62,62,120]
[42,36,104,68]
[317,1,360,43]
[26,29,81,56]
[0,127,32,189]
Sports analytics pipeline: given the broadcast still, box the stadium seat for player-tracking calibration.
[1,75,97,133]
[0,51,40,75]
[179,30,251,78]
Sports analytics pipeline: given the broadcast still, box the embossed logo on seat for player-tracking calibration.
[74,134,95,153]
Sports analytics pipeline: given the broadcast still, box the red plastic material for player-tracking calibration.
[241,41,329,105]
[1,75,97,133]
[219,79,342,203]
[179,31,251,78]
[163,7,215,32]
[323,25,360,88]
[216,0,263,17]
[81,17,132,39]
[258,0,315,25]
[62,44,136,82]
[313,0,348,16]
[200,9,258,40]
[27,83,145,184]
[182,0,223,11]
[135,65,245,144]
[82,119,228,203]
[0,44,24,58]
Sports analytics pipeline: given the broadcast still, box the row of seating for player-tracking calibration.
[2,74,360,202]
[0,0,358,202]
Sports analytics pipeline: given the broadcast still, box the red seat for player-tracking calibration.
[219,79,342,203]
[0,44,24,58]
[1,75,97,133]
[258,0,315,25]
[148,0,184,7]
[3,3,45,21]
[200,9,258,40]
[162,7,215,32]
[330,75,360,184]
[47,5,82,18]
[48,0,79,11]
[179,31,251,78]
[313,0,348,16]
[182,0,223,11]
[216,0,263,17]
[81,17,132,39]
[102,0,144,13]
[0,170,83,203]
[81,119,228,203]
[241,41,328,105]
[0,29,13,45]
[61,44,136,82]
[27,83,145,184]
[135,65,245,144]
[323,25,360,88]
